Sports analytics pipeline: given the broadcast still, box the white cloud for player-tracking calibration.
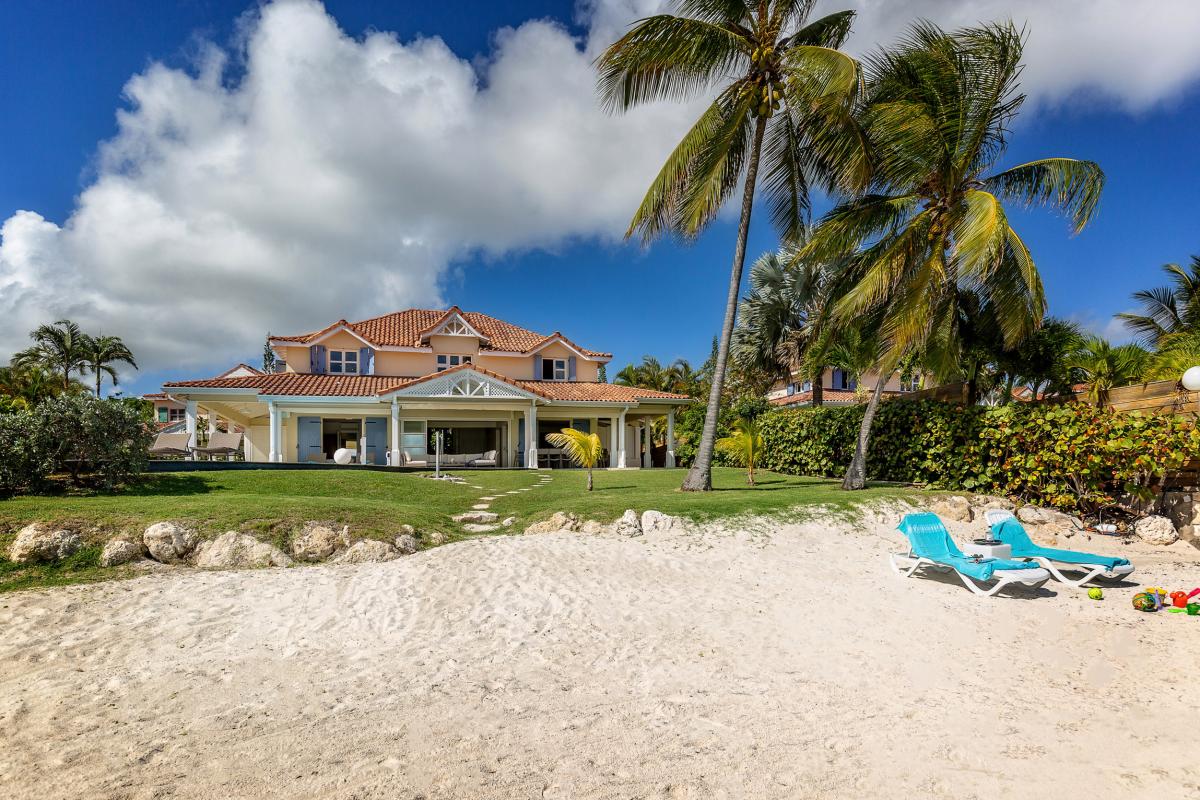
[821,0,1200,111]
[2,0,1199,376]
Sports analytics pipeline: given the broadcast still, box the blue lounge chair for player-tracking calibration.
[892,513,1050,597]
[984,510,1134,588]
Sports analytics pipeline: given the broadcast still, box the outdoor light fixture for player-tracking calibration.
[1182,366,1200,392]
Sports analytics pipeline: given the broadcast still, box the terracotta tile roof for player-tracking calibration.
[215,363,265,378]
[271,308,611,358]
[164,373,415,396]
[164,366,689,403]
[769,389,897,406]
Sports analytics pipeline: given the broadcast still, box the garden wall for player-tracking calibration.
[758,399,1200,513]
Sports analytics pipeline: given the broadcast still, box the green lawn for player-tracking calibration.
[0,466,923,593]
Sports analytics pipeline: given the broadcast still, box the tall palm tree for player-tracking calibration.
[799,22,1105,489]
[1069,335,1149,406]
[597,0,862,492]
[11,319,91,391]
[1116,255,1200,347]
[994,317,1083,401]
[82,334,138,397]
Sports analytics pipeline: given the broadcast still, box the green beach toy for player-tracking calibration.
[1188,603,1200,616]
[1087,588,1103,601]
[1168,607,1186,613]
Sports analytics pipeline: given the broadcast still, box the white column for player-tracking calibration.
[609,416,619,468]
[527,401,539,469]
[390,400,401,467]
[666,409,676,468]
[268,401,280,463]
[617,409,627,468]
[185,400,198,460]
[207,412,218,435]
[642,422,651,468]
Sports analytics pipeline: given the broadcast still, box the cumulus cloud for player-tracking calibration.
[2,0,1199,377]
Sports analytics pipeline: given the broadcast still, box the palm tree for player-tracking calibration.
[1117,256,1200,347]
[11,320,92,391]
[994,317,1083,401]
[799,22,1105,489]
[545,428,605,491]
[716,416,764,484]
[1069,335,1150,405]
[82,334,137,397]
[1144,330,1200,382]
[665,358,704,395]
[615,356,668,390]
[0,364,81,405]
[597,0,862,492]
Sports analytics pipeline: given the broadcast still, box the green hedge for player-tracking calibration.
[759,399,1200,511]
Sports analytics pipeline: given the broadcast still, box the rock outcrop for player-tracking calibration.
[394,534,419,555]
[613,509,642,537]
[1134,515,1179,546]
[640,510,688,534]
[99,539,143,567]
[524,512,582,534]
[931,495,973,522]
[192,532,292,569]
[143,522,198,564]
[331,540,399,564]
[291,522,348,562]
[7,524,82,564]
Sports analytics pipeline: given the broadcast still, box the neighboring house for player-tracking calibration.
[766,368,922,408]
[162,308,691,468]
[145,364,263,428]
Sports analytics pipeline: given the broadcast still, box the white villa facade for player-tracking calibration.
[161,308,691,468]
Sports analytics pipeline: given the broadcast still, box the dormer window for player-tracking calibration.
[542,358,567,381]
[436,354,472,372]
[329,350,359,374]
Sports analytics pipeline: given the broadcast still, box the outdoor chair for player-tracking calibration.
[891,512,1050,597]
[305,452,329,463]
[149,432,191,457]
[468,450,498,467]
[984,509,1135,588]
[191,432,243,460]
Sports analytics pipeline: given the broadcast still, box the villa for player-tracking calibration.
[766,368,922,407]
[161,308,691,468]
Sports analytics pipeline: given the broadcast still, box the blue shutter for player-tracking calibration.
[297,416,322,461]
[533,355,543,380]
[568,356,577,381]
[786,383,795,396]
[571,418,590,433]
[363,418,387,464]
[832,369,843,389]
[360,347,374,375]
[310,345,327,374]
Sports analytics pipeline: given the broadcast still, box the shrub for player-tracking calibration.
[0,395,153,496]
[759,399,1200,512]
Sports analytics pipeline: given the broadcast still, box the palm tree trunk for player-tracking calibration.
[95,368,102,398]
[682,115,768,493]
[842,374,888,490]
[811,368,823,406]
[587,467,593,492]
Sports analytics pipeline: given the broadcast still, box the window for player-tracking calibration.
[158,408,169,423]
[401,420,426,460]
[832,369,857,391]
[436,354,472,372]
[786,383,796,397]
[542,358,567,381]
[167,408,186,422]
[900,375,921,392]
[329,350,359,374]
[801,380,812,393]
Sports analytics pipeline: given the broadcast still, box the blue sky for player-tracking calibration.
[2,0,1199,397]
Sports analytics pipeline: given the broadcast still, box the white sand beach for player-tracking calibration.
[3,510,1200,799]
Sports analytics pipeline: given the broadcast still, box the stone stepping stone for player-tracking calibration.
[461,522,500,533]
[452,511,498,524]
[479,496,497,501]
[472,503,490,510]
[505,490,521,495]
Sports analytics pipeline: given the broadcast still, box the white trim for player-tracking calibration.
[303,325,375,348]
[420,311,491,344]
[524,336,605,361]
[382,367,542,402]
[268,341,611,361]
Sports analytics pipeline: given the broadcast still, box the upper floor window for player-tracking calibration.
[159,407,185,422]
[436,354,472,372]
[329,350,359,374]
[542,358,567,381]
[900,375,921,392]
[832,369,857,391]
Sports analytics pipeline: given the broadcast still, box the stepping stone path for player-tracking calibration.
[471,503,491,510]
[452,474,552,533]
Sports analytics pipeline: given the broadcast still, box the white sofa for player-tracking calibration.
[398,450,497,467]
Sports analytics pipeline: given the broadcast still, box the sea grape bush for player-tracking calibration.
[759,399,1200,512]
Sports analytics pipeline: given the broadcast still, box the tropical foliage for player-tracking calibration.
[82,334,138,397]
[715,416,765,484]
[758,399,1198,513]
[6,320,138,402]
[614,356,705,396]
[597,0,862,492]
[545,428,605,491]
[795,21,1104,489]
[1117,255,1200,347]
[11,320,93,391]
[1067,335,1151,406]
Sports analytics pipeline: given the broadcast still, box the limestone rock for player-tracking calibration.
[331,540,399,564]
[99,538,143,567]
[524,512,581,534]
[579,520,607,535]
[193,532,292,569]
[1016,505,1083,530]
[291,522,349,562]
[143,522,198,564]
[501,517,516,528]
[641,510,688,534]
[462,523,500,533]
[452,511,498,524]
[7,524,82,564]
[396,524,416,536]
[971,495,1015,511]
[931,495,973,522]
[613,509,642,537]
[1134,515,1179,546]
[423,530,448,546]
[394,534,419,555]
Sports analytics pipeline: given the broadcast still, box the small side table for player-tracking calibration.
[961,541,1012,560]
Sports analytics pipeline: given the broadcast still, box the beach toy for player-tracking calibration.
[1170,591,1190,608]
[1188,603,1200,616]
[1168,608,1187,613]
[1187,588,1200,601]
[1145,587,1168,611]
[1087,588,1103,601]
[1132,593,1157,612]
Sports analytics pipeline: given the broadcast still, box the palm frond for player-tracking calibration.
[952,189,1008,283]
[983,157,1105,234]
[545,429,604,468]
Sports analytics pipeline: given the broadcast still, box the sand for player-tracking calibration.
[2,508,1200,799]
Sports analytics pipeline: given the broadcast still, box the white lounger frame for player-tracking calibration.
[982,509,1135,588]
[889,551,1051,597]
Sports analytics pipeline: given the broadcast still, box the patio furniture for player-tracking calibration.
[305,453,329,463]
[149,432,191,457]
[468,450,498,467]
[191,432,243,460]
[891,512,1050,597]
[985,510,1135,588]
